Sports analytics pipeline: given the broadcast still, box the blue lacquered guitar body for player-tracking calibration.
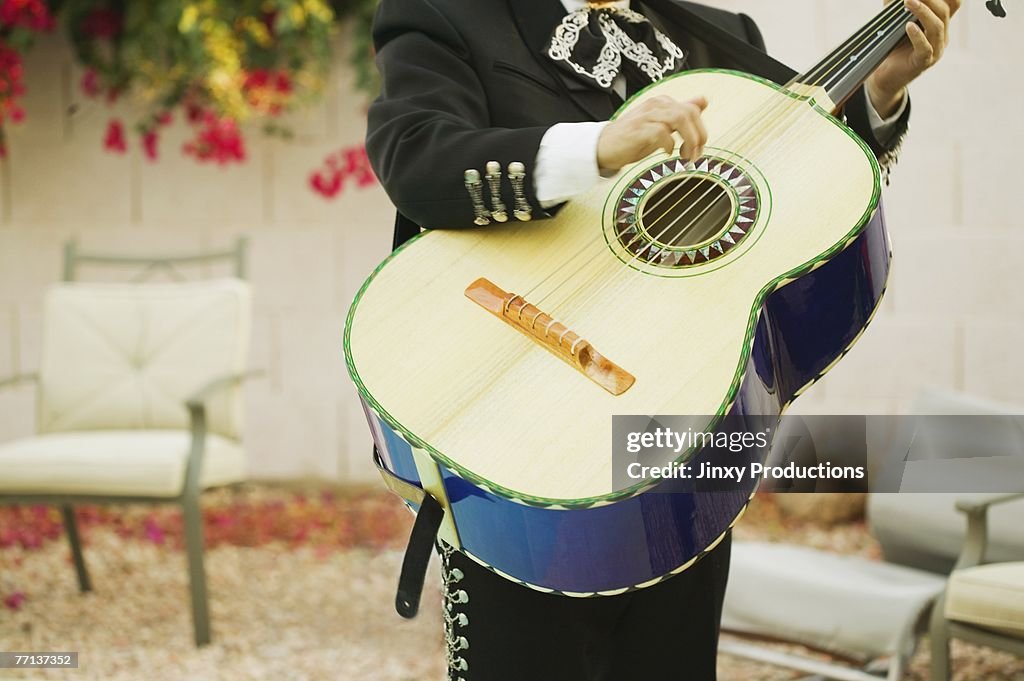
[347,47,896,593]
[354,202,889,594]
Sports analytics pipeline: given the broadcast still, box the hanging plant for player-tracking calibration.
[0,0,56,157]
[332,0,378,97]
[7,0,384,198]
[57,0,338,164]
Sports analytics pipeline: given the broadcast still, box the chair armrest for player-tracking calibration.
[953,493,1024,570]
[181,370,264,497]
[955,493,1024,515]
[0,373,38,390]
[185,370,265,411]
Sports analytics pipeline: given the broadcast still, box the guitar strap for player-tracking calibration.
[372,446,445,618]
[395,493,444,619]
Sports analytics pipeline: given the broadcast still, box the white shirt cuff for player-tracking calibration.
[865,89,908,143]
[534,121,609,209]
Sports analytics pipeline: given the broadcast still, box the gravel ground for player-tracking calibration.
[1,489,1022,681]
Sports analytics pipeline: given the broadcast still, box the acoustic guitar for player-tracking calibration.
[345,2,989,597]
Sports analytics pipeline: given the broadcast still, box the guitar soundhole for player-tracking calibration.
[613,156,759,270]
[639,177,733,248]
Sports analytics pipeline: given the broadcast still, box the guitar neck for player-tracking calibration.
[794,1,913,110]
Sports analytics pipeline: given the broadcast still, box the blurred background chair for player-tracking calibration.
[721,541,945,681]
[869,390,1024,574]
[929,493,1024,681]
[0,238,257,646]
[722,389,1024,680]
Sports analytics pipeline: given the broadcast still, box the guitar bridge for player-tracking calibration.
[465,278,635,396]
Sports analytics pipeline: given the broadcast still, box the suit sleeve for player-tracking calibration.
[366,0,551,231]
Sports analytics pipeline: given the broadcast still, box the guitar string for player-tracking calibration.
[421,2,912,436]
[521,0,909,307]
[538,2,910,322]
[526,0,908,314]
[519,84,767,304]
[424,2,910,435]
[542,1,910,310]
[519,1,907,307]
[624,0,910,249]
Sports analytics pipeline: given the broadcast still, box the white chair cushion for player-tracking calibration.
[0,430,246,497]
[722,541,946,660]
[946,562,1024,638]
[38,279,251,439]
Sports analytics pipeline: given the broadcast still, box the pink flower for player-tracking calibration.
[103,119,126,153]
[143,517,165,545]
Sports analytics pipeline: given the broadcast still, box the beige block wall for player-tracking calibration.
[0,4,1021,483]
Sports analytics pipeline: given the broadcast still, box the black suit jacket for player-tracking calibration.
[366,0,908,247]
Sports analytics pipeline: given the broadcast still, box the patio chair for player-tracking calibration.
[721,541,945,681]
[929,493,1024,681]
[721,389,1024,680]
[869,390,1024,575]
[0,238,258,646]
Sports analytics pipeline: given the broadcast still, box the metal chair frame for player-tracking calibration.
[929,493,1024,680]
[0,237,256,646]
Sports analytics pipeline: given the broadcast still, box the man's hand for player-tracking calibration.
[867,0,960,117]
[597,95,709,173]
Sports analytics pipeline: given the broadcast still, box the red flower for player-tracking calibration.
[103,119,126,153]
[81,8,123,39]
[0,45,28,126]
[308,144,377,199]
[141,129,159,160]
[185,103,204,124]
[242,69,293,116]
[274,72,292,94]
[3,591,26,611]
[183,113,246,165]
[310,170,342,198]
[0,0,54,31]
[80,69,101,98]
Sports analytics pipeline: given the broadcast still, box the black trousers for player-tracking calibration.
[440,532,732,681]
